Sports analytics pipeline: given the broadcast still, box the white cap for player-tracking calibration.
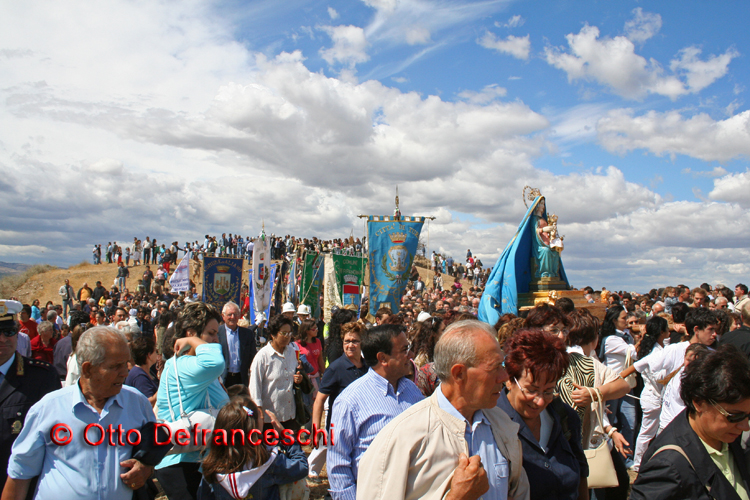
[417,311,432,323]
[297,304,311,316]
[282,302,296,314]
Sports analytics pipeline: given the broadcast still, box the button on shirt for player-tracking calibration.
[436,385,508,500]
[7,384,155,500]
[328,368,424,500]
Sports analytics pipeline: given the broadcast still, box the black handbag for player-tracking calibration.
[293,371,313,426]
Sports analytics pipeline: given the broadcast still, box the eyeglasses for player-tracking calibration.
[514,378,558,400]
[278,330,294,337]
[0,329,18,338]
[709,400,750,424]
[343,339,361,345]
[543,325,569,336]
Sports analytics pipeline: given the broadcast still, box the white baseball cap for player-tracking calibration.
[417,311,432,323]
[282,302,296,314]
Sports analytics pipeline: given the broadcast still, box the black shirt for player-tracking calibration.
[318,355,368,428]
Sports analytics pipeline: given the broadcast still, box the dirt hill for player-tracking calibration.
[7,254,478,306]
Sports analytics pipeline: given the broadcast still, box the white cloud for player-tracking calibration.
[458,84,507,104]
[319,25,369,66]
[391,76,408,83]
[544,24,737,100]
[496,15,524,29]
[478,32,530,60]
[328,7,339,19]
[405,26,431,45]
[597,108,750,161]
[709,170,750,208]
[361,0,397,15]
[681,167,728,178]
[670,46,740,93]
[624,8,662,43]
[1,0,748,291]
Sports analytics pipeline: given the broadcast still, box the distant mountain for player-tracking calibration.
[0,262,31,278]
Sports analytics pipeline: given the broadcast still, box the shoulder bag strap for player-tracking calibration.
[172,355,188,418]
[585,386,607,434]
[651,444,714,499]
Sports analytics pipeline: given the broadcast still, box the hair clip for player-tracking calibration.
[242,406,253,417]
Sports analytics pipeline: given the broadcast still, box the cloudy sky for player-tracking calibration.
[1,0,748,290]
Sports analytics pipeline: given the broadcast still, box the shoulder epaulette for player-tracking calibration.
[21,356,55,372]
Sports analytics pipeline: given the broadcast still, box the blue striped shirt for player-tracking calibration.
[328,368,424,500]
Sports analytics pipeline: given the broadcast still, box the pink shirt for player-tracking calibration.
[296,338,322,376]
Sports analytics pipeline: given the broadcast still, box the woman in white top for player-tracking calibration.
[620,315,670,471]
[598,304,637,468]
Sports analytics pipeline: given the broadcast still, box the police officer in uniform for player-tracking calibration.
[0,300,61,496]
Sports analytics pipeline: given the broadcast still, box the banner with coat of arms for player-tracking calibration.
[367,215,424,318]
[202,257,243,310]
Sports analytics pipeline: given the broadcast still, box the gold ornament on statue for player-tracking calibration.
[522,186,542,208]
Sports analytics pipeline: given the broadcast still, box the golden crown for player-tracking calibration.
[389,232,407,244]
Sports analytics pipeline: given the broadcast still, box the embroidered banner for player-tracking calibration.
[202,256,243,310]
[367,216,424,318]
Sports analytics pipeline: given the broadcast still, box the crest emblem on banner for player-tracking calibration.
[387,231,408,272]
[213,266,231,295]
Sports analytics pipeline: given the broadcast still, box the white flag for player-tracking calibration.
[169,251,191,292]
[252,232,272,319]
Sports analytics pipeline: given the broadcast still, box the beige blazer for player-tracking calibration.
[356,389,530,500]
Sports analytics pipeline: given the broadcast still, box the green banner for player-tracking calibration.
[332,254,367,308]
[299,253,323,318]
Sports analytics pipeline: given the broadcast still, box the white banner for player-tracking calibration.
[252,232,272,319]
[169,251,191,292]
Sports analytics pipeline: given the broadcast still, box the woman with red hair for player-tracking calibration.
[497,329,588,500]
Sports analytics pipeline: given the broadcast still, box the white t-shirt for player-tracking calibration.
[660,366,686,430]
[633,342,667,406]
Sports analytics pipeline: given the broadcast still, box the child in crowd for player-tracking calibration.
[198,396,308,500]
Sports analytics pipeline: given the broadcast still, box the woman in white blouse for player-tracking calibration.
[598,304,637,468]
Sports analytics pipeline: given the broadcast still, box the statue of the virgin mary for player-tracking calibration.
[478,188,570,325]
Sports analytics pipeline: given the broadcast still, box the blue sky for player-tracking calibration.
[1,0,748,290]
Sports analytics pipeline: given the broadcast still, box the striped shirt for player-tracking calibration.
[328,368,424,500]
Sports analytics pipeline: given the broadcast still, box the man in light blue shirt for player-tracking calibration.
[5,326,155,500]
[328,324,424,500]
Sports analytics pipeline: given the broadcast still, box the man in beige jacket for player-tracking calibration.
[357,320,530,500]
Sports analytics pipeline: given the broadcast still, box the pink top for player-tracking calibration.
[296,338,323,376]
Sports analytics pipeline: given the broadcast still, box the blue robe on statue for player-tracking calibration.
[478,196,570,326]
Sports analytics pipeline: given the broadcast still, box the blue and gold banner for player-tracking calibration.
[368,216,424,317]
[202,257,243,310]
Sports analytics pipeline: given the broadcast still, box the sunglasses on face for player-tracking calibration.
[710,399,750,424]
[0,329,18,338]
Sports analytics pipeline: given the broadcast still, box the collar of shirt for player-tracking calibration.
[72,381,125,418]
[436,383,489,432]
[567,345,584,355]
[366,368,407,397]
[0,352,16,378]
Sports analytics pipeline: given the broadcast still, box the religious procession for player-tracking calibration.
[2,189,750,500]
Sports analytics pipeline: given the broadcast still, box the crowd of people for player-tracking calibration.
[2,236,750,500]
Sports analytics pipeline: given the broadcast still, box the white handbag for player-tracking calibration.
[163,355,219,455]
[584,387,619,489]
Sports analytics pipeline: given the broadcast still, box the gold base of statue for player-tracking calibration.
[518,284,607,319]
[528,277,569,292]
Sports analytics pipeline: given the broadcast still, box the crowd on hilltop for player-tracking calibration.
[5,230,750,500]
